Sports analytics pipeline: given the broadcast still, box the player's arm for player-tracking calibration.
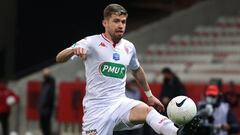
[56,47,87,63]
[131,66,151,93]
[131,66,165,112]
[56,48,74,63]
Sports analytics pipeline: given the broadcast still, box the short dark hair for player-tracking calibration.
[161,67,173,74]
[103,4,128,19]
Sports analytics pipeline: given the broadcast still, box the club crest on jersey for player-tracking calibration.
[99,62,126,79]
[113,53,120,61]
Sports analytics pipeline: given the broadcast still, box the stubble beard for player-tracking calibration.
[110,32,123,43]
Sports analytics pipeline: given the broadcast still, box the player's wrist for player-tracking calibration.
[145,90,153,98]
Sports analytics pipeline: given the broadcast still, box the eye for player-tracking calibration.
[121,20,126,24]
[113,19,120,23]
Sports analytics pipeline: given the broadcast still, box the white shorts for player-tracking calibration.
[82,97,143,135]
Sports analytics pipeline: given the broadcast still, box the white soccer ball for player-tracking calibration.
[167,96,197,125]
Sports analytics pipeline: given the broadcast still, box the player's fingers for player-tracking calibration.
[80,48,85,57]
[75,48,79,55]
[77,48,81,55]
[73,48,77,55]
[82,48,87,54]
[78,48,87,60]
[160,104,165,112]
[80,48,87,55]
[79,47,83,54]
[161,104,165,112]
[157,102,165,112]
[79,48,84,56]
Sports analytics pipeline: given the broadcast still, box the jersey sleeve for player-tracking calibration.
[75,37,90,50]
[68,37,90,61]
[128,46,140,70]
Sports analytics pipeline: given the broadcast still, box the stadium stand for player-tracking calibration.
[142,14,240,82]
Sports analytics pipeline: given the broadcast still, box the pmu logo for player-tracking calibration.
[99,62,126,79]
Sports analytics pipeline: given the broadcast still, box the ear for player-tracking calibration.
[102,20,106,27]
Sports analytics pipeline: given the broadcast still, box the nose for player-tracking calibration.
[118,22,124,29]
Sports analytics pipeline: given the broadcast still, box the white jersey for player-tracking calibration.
[70,34,140,110]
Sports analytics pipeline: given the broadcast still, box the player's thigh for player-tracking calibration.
[129,102,153,124]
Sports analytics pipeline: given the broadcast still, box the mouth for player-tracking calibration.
[116,30,124,35]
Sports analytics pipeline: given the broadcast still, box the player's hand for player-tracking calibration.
[147,96,165,112]
[72,47,87,60]
[221,123,230,131]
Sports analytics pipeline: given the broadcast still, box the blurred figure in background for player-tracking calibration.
[159,67,186,116]
[38,68,55,135]
[197,85,239,135]
[125,80,141,101]
[0,80,20,135]
[223,81,239,108]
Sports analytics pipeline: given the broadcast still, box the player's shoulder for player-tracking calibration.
[76,34,101,46]
[82,34,100,41]
[121,38,135,48]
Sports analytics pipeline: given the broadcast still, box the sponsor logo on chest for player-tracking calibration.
[99,62,126,79]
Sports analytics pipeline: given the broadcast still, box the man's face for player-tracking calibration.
[206,95,218,105]
[103,14,127,40]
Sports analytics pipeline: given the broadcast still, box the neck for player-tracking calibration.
[103,32,120,44]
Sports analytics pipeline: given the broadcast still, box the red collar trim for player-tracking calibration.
[101,33,120,48]
[101,34,113,44]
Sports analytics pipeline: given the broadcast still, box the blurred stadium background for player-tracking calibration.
[1,0,240,134]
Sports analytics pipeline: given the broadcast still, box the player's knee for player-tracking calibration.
[146,106,154,114]
[139,106,154,122]
[140,104,154,116]
[139,105,154,119]
[129,103,154,123]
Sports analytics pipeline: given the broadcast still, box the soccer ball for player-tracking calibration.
[167,96,197,125]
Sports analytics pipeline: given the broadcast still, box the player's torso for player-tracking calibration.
[88,34,132,77]
[82,34,135,106]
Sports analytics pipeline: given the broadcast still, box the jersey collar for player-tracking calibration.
[101,33,121,48]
